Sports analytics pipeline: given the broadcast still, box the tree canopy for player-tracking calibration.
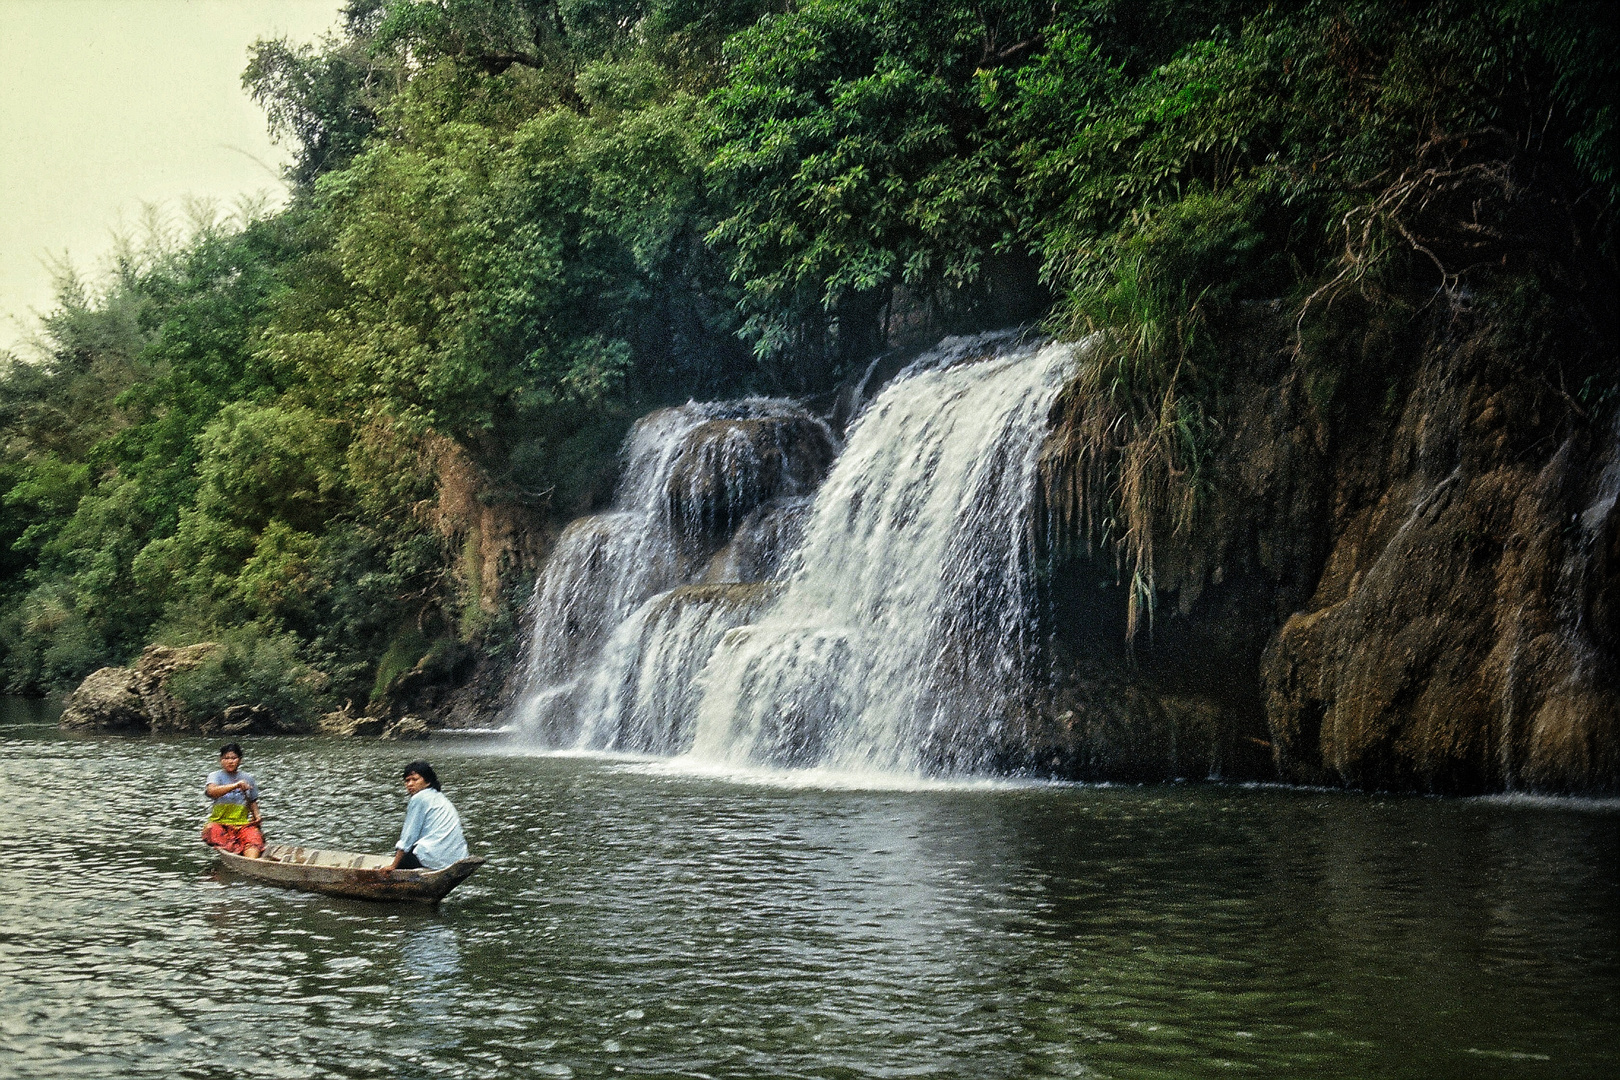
[1,0,1612,719]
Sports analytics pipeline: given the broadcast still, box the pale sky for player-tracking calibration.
[1,0,346,355]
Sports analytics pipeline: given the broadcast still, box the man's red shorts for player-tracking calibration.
[202,821,265,853]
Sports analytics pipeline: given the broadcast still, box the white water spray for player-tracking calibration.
[511,399,831,741]
[685,335,1073,774]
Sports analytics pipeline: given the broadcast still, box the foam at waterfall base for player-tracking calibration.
[616,754,1053,792]
[467,742,1049,791]
[489,745,667,763]
[1468,793,1620,813]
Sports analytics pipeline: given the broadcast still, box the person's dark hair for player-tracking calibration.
[402,761,441,791]
[219,743,243,758]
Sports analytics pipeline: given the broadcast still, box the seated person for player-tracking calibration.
[202,742,265,858]
[382,761,468,871]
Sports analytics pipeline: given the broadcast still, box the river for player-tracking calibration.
[2,698,1616,1079]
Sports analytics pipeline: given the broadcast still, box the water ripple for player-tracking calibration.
[0,726,1616,1078]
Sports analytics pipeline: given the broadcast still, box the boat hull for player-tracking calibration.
[216,843,485,902]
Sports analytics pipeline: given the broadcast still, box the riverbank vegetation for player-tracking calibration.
[2,0,1613,728]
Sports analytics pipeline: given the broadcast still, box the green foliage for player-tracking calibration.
[706,0,1049,370]
[194,403,346,532]
[1511,0,1619,215]
[245,26,391,186]
[0,584,107,693]
[370,624,432,703]
[166,626,328,726]
[3,454,92,557]
[506,404,634,516]
[1011,0,1615,631]
[1026,0,1617,312]
[106,213,312,533]
[2,0,1612,690]
[263,55,745,441]
[373,0,573,67]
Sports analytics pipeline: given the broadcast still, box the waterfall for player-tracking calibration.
[514,331,1073,777]
[573,583,782,754]
[687,334,1072,775]
[699,496,813,584]
[511,399,834,743]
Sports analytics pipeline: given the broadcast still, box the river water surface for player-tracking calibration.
[2,699,1616,1079]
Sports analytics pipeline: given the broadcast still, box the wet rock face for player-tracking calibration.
[60,644,219,733]
[1262,361,1620,794]
[665,415,836,546]
[700,497,813,584]
[1033,319,1618,794]
[1024,350,1326,784]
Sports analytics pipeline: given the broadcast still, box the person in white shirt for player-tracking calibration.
[381,760,469,871]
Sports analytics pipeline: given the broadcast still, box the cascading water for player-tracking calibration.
[514,331,1074,777]
[511,399,834,743]
[572,582,782,754]
[699,496,814,584]
[688,334,1073,775]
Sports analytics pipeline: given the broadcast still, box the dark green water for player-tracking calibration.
[2,699,1616,1079]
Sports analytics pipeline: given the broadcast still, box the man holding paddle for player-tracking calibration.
[202,742,265,859]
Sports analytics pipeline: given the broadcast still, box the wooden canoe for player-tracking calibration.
[216,843,485,902]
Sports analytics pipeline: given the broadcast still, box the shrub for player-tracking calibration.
[166,626,328,728]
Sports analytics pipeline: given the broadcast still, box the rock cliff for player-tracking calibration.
[665,413,837,545]
[1261,350,1619,793]
[1033,310,1618,794]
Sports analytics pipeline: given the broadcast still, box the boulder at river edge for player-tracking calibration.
[58,666,152,733]
[381,715,431,741]
[59,643,307,736]
[317,705,430,740]
[60,644,217,733]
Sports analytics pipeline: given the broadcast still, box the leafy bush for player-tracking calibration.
[0,585,110,693]
[166,626,329,727]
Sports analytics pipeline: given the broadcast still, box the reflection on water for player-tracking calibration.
[402,923,462,1034]
[0,700,1615,1079]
